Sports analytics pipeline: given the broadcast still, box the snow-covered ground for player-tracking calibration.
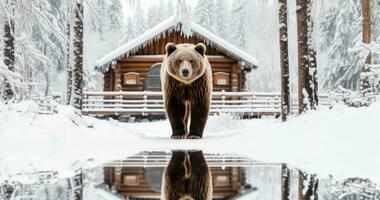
[0,100,379,184]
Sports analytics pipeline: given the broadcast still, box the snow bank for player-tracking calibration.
[0,100,380,184]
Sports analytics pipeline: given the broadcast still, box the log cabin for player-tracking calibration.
[103,166,246,200]
[95,11,259,94]
[82,2,301,118]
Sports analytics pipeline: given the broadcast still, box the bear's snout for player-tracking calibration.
[182,69,190,77]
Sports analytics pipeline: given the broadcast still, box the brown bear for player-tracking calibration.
[161,151,213,200]
[161,43,213,139]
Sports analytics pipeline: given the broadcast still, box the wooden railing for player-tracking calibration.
[82,91,331,117]
[102,153,280,168]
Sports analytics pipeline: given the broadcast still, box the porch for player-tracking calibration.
[82,91,331,118]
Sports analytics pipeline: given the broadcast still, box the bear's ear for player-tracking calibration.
[195,43,206,57]
[165,43,177,56]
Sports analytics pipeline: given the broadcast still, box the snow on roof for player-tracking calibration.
[95,9,259,70]
[95,15,178,68]
[188,21,259,67]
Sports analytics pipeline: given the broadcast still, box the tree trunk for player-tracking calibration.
[296,0,318,113]
[281,164,290,200]
[299,172,319,200]
[360,0,372,94]
[378,0,380,28]
[3,6,15,101]
[72,1,84,109]
[278,0,290,121]
[73,167,83,200]
[66,6,73,105]
[306,0,318,108]
[3,22,15,71]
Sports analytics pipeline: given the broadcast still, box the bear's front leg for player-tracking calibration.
[166,97,187,139]
[188,101,209,139]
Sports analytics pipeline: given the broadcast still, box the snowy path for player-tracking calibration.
[0,101,379,184]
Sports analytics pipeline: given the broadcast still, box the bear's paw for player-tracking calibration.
[171,135,186,139]
[186,135,202,139]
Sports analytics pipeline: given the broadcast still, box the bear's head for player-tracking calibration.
[165,43,207,84]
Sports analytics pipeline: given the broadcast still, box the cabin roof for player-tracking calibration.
[95,14,259,71]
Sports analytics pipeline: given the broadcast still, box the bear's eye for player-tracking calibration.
[189,59,194,64]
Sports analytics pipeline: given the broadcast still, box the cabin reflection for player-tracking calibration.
[103,151,247,200]
[102,151,315,200]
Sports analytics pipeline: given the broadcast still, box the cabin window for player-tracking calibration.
[123,175,139,186]
[214,72,230,86]
[124,72,139,85]
[214,175,230,186]
[146,63,162,91]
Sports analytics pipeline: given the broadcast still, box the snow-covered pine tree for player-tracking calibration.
[89,0,109,40]
[194,0,216,33]
[320,177,380,200]
[109,0,123,31]
[32,0,67,96]
[119,17,136,44]
[119,16,135,44]
[230,0,248,50]
[318,0,362,91]
[147,4,161,29]
[133,1,146,36]
[214,0,228,38]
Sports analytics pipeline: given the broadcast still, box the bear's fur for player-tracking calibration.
[161,151,213,200]
[161,43,212,139]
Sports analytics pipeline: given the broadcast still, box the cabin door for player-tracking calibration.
[145,63,162,91]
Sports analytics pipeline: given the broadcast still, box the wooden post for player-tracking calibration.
[114,167,122,190]
[72,0,84,109]
[278,0,290,122]
[3,0,15,100]
[360,0,372,94]
[114,64,122,92]
[231,63,240,100]
[296,0,318,113]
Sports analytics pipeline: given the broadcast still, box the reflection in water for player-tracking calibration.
[161,151,212,200]
[2,151,379,200]
[102,151,280,200]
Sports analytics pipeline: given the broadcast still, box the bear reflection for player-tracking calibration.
[161,150,212,200]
